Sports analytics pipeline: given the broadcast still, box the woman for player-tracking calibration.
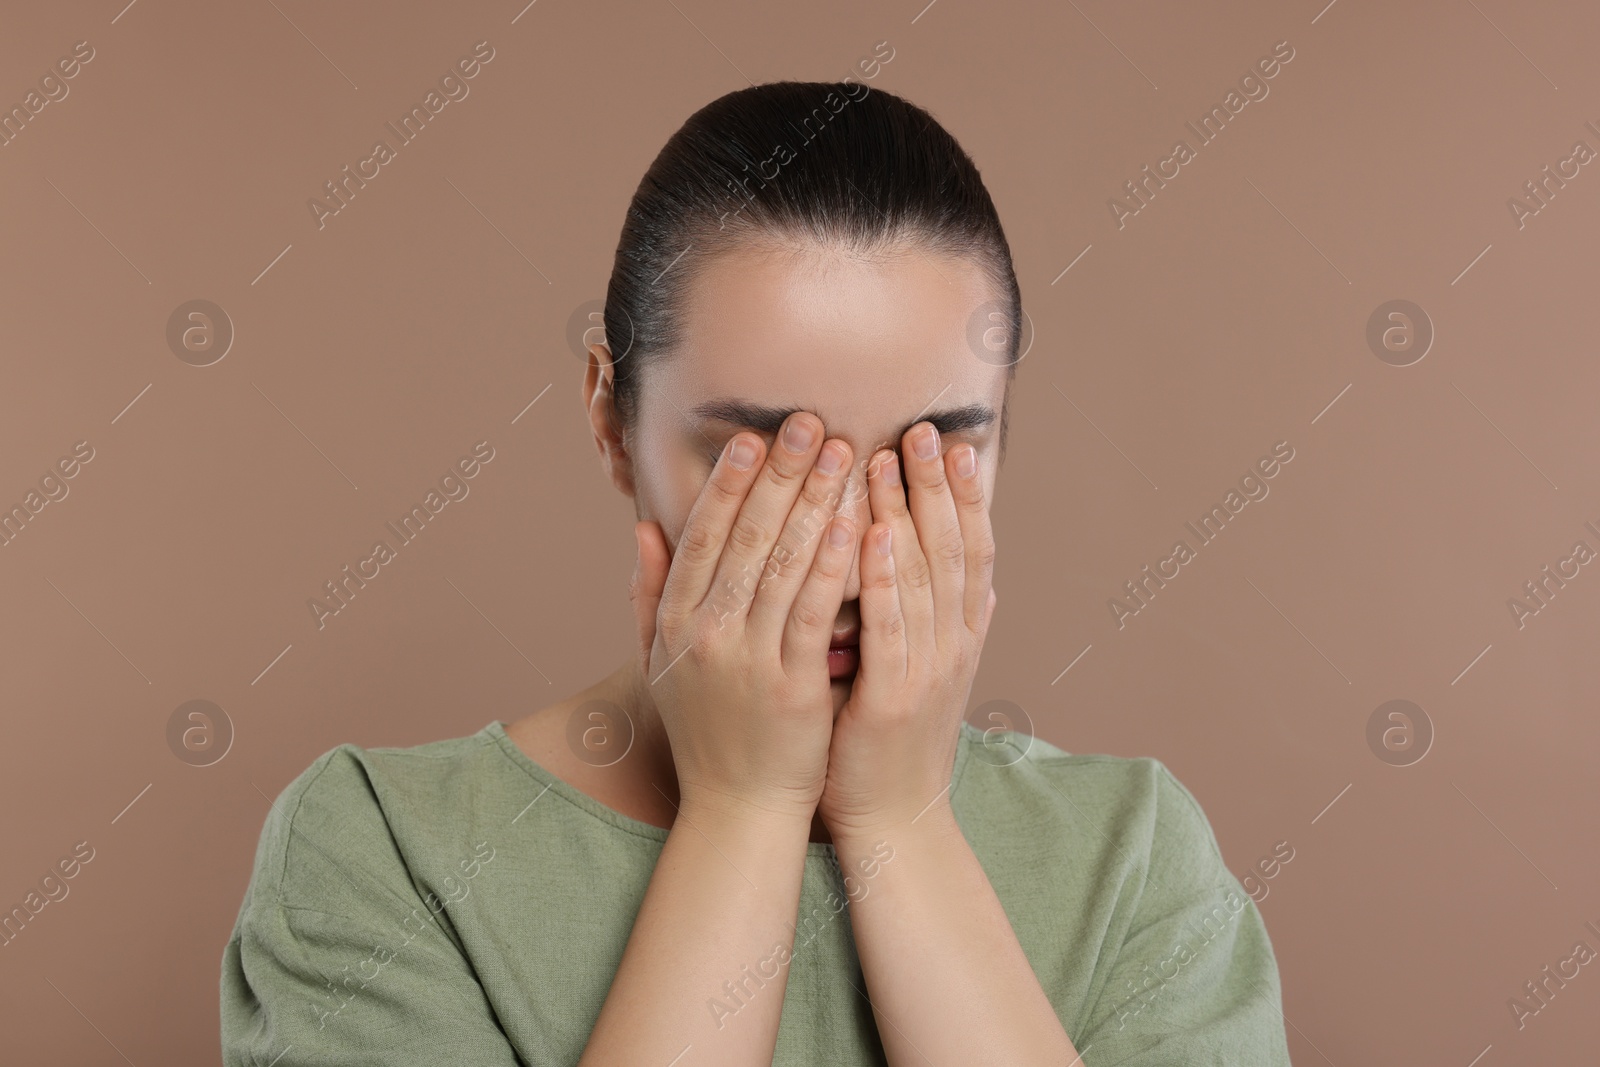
[221,81,1293,1066]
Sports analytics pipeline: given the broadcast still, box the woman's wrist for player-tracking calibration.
[675,784,820,843]
[824,797,963,859]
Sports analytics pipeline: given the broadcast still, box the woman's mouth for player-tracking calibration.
[828,635,859,679]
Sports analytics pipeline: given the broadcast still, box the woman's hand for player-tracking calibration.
[818,422,997,840]
[631,413,858,824]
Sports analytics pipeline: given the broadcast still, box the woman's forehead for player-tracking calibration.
[661,244,1006,428]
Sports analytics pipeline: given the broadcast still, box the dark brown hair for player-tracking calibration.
[602,80,1021,431]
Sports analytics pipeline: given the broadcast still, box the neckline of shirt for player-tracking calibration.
[483,718,980,859]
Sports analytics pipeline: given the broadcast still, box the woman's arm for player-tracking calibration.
[584,416,861,1064]
[578,796,815,1065]
[831,809,1082,1065]
[818,428,1080,1062]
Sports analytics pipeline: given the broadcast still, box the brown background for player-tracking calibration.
[2,0,1598,1063]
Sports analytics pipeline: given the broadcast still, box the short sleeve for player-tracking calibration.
[1073,763,1293,1066]
[219,749,523,1067]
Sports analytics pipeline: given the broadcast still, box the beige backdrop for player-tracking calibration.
[3,0,1598,1063]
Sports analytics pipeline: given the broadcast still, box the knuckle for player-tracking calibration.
[934,528,966,569]
[798,472,839,519]
[880,609,905,642]
[971,534,997,574]
[658,609,689,648]
[788,596,826,634]
[901,552,933,592]
[761,451,807,490]
[704,470,747,507]
[727,512,768,554]
[679,519,721,558]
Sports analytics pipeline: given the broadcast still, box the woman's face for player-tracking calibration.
[590,238,1011,642]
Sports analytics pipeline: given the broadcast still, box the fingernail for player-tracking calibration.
[728,436,757,470]
[783,417,816,454]
[817,442,845,475]
[876,451,900,487]
[913,424,939,461]
[955,444,977,479]
[828,518,851,548]
[877,527,893,556]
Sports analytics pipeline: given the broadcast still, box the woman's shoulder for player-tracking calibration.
[238,723,513,913]
[952,721,1231,879]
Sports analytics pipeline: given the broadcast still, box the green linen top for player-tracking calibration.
[220,720,1293,1065]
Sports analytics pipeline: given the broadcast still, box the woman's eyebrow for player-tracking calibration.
[687,399,997,441]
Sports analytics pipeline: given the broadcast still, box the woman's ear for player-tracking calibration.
[582,344,636,498]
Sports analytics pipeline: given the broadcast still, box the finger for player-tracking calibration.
[864,448,934,656]
[900,421,967,643]
[748,438,854,643]
[780,515,856,671]
[661,432,767,621]
[630,520,671,677]
[943,442,996,634]
[702,412,826,628]
[855,522,908,687]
